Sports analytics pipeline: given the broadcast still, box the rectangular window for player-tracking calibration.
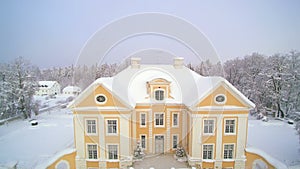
[87,144,98,159]
[172,135,178,149]
[86,119,96,134]
[155,90,164,101]
[140,113,146,127]
[172,113,179,127]
[141,135,146,149]
[224,144,234,159]
[204,119,214,134]
[108,145,118,160]
[203,144,213,159]
[155,113,164,126]
[225,119,235,134]
[107,120,117,134]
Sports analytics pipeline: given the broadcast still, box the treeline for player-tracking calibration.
[190,51,300,118]
[1,51,299,120]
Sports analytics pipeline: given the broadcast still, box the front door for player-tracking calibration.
[155,135,164,154]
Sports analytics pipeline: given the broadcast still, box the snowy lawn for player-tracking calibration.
[0,107,73,169]
[248,118,300,167]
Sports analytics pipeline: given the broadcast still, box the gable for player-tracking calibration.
[196,85,249,108]
[72,84,128,108]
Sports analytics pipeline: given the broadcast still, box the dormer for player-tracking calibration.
[146,78,173,101]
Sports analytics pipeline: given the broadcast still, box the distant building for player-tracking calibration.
[36,81,61,96]
[63,86,81,96]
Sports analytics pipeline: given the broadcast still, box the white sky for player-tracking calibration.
[0,0,299,68]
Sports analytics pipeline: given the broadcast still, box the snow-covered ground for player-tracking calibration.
[0,96,74,169]
[248,118,300,167]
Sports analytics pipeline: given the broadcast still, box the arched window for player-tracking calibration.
[154,90,164,101]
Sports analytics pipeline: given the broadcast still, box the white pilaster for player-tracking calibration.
[166,110,171,152]
[191,116,202,158]
[234,116,248,169]
[99,115,105,160]
[74,114,86,169]
[148,110,153,153]
[120,114,131,158]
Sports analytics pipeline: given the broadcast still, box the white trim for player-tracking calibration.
[154,112,165,128]
[224,118,237,135]
[223,143,235,160]
[106,144,119,161]
[95,94,107,105]
[190,106,252,111]
[55,160,70,169]
[140,134,147,150]
[171,134,179,150]
[214,94,227,104]
[86,143,98,160]
[153,88,166,102]
[202,144,214,160]
[203,118,215,136]
[85,118,98,136]
[106,119,118,136]
[172,112,179,128]
[71,106,131,112]
[140,112,147,128]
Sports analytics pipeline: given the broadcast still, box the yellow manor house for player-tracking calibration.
[45,58,281,169]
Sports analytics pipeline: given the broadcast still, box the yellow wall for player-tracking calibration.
[197,85,245,107]
[76,85,126,108]
[245,151,276,169]
[46,151,76,169]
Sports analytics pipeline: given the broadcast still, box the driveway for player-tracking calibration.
[132,154,190,169]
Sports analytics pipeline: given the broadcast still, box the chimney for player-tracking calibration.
[173,57,184,69]
[131,57,141,69]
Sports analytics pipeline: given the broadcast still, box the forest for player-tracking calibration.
[0,51,299,125]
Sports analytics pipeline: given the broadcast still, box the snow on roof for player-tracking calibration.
[248,119,300,167]
[70,64,255,109]
[35,148,76,169]
[246,146,288,169]
[62,86,81,93]
[38,81,59,89]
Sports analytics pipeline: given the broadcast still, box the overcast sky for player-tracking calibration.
[0,1,299,68]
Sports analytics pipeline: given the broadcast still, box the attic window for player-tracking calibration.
[95,94,107,104]
[154,90,164,101]
[215,94,226,104]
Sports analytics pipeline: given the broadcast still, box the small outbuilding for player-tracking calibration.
[35,81,61,96]
[62,86,81,96]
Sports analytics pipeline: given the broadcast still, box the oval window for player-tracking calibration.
[96,94,107,104]
[215,94,226,104]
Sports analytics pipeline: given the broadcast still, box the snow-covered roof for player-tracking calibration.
[70,63,255,109]
[38,81,59,89]
[63,86,81,93]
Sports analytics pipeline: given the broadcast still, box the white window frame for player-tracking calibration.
[95,94,107,105]
[172,112,179,127]
[203,119,215,135]
[224,118,236,135]
[140,134,147,150]
[140,113,146,127]
[86,144,98,160]
[154,112,165,127]
[85,118,97,135]
[106,119,118,135]
[223,143,235,160]
[107,144,119,161]
[214,94,227,104]
[202,144,214,160]
[154,89,165,101]
[172,134,179,150]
